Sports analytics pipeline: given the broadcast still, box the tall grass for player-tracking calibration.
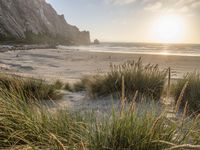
[0,89,87,149]
[90,112,172,149]
[173,72,200,114]
[1,67,200,149]
[82,58,167,101]
[1,82,200,149]
[0,74,62,101]
[89,108,200,150]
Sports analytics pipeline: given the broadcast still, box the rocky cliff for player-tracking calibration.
[0,0,90,45]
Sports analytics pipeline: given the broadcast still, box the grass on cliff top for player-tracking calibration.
[80,58,167,101]
[0,74,62,101]
[173,72,200,115]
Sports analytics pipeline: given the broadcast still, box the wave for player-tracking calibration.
[59,42,200,57]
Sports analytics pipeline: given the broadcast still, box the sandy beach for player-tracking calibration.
[0,48,199,83]
[2,47,199,112]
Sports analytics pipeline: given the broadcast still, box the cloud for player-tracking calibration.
[174,0,200,8]
[105,0,136,5]
[142,0,200,14]
[180,6,189,13]
[170,0,200,14]
[144,2,162,11]
[191,1,200,8]
[105,0,200,14]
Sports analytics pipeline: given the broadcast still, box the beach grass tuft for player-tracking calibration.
[73,81,86,92]
[81,58,167,101]
[0,74,62,101]
[64,81,85,92]
[53,80,64,90]
[0,89,87,149]
[64,82,74,92]
[173,72,200,114]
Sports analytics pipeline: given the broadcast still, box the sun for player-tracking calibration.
[151,14,185,43]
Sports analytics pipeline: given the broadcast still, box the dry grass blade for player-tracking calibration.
[151,140,176,146]
[167,67,171,100]
[165,144,200,150]
[120,75,125,117]
[175,81,189,113]
[129,90,138,113]
[150,113,163,137]
[81,140,87,150]
[49,133,67,150]
[182,101,188,120]
[195,114,200,122]
[154,141,200,150]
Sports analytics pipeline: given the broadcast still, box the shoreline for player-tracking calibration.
[86,49,200,57]
[91,50,200,58]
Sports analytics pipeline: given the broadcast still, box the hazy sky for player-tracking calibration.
[46,0,200,44]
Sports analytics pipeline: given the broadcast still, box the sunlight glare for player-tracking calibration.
[151,14,185,43]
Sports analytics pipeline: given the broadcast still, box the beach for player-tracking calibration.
[0,48,199,83]
[2,0,200,149]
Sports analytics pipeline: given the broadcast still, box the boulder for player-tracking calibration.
[94,39,100,44]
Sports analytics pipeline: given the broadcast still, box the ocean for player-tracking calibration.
[60,42,200,57]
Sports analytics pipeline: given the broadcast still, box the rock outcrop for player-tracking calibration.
[94,39,100,44]
[0,0,90,45]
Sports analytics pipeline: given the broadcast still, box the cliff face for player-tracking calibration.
[0,0,90,45]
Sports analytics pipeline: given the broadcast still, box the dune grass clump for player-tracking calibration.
[173,72,200,114]
[64,81,85,92]
[53,80,64,90]
[90,113,200,150]
[90,113,172,150]
[89,101,200,150]
[82,58,167,100]
[0,89,87,150]
[73,81,86,92]
[64,82,74,92]
[0,74,62,101]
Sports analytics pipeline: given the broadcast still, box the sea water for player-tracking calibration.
[60,42,200,57]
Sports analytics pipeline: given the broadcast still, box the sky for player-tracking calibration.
[46,0,200,44]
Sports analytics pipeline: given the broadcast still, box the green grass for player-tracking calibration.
[73,81,86,92]
[91,112,200,150]
[1,31,71,45]
[0,74,62,101]
[0,89,87,149]
[90,112,177,150]
[81,58,167,101]
[64,82,74,92]
[64,81,86,92]
[173,72,200,114]
[53,80,64,90]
